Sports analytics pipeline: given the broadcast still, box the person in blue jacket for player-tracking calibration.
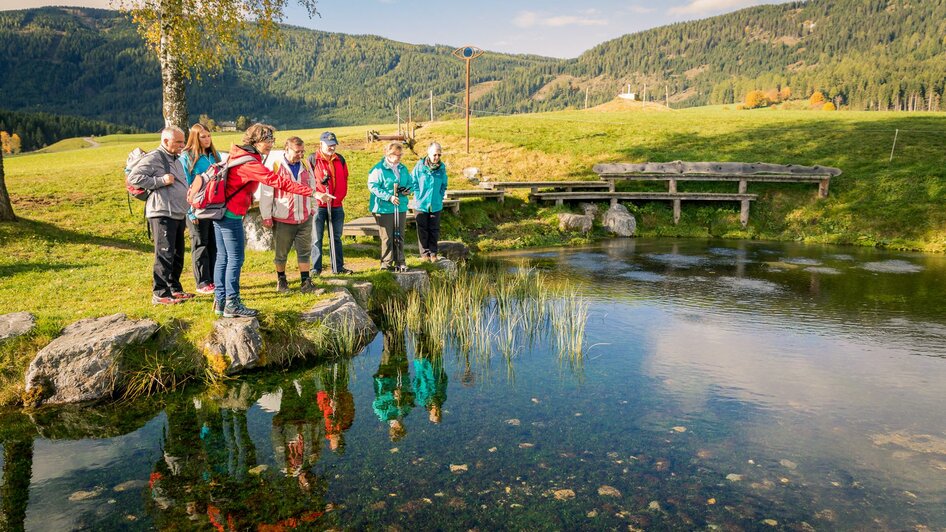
[373,331,414,442]
[368,141,414,272]
[411,142,448,262]
[179,123,221,294]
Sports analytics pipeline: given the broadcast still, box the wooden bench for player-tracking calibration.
[480,180,612,194]
[445,189,505,203]
[342,199,459,237]
[594,161,841,198]
[529,191,758,227]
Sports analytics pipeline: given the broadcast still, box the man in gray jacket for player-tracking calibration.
[127,127,191,304]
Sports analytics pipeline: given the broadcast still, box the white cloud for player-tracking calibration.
[628,5,657,14]
[668,0,769,16]
[513,10,607,29]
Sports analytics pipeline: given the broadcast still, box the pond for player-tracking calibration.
[1,238,945,530]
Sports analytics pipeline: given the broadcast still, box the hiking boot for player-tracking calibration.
[172,291,195,300]
[397,264,409,273]
[152,295,181,305]
[300,278,316,294]
[336,268,355,275]
[276,277,289,293]
[196,283,215,295]
[223,297,259,318]
[213,299,225,317]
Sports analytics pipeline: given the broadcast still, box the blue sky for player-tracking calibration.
[4,0,794,58]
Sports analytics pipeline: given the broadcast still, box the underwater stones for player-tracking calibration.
[206,318,262,374]
[25,313,159,405]
[552,489,575,500]
[438,240,470,261]
[558,213,593,233]
[113,480,147,492]
[242,207,273,252]
[725,473,743,482]
[598,485,622,497]
[449,464,468,473]
[301,289,378,339]
[779,459,798,470]
[394,270,430,295]
[434,258,458,277]
[603,203,637,237]
[0,311,36,341]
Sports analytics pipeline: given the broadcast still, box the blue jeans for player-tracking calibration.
[311,206,345,273]
[213,216,245,303]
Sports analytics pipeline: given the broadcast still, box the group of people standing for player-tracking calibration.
[126,123,449,319]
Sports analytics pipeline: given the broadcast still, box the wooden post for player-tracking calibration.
[818,178,829,198]
[672,199,681,224]
[738,179,747,194]
[397,104,401,135]
[430,90,434,122]
[608,180,615,193]
[668,178,677,193]
[584,87,589,109]
[610,197,618,207]
[740,200,750,227]
[465,59,471,154]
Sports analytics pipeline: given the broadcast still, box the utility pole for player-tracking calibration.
[430,90,434,122]
[452,45,484,154]
[584,87,589,109]
[666,86,670,108]
[396,103,401,135]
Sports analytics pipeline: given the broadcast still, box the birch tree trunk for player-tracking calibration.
[159,5,187,130]
[0,150,17,222]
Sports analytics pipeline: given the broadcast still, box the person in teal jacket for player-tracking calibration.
[367,141,414,271]
[410,142,448,262]
[179,123,221,294]
[413,333,448,424]
[373,331,415,442]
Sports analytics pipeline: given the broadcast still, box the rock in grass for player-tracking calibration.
[0,312,36,341]
[438,241,470,262]
[25,314,158,405]
[558,213,593,233]
[206,318,262,375]
[242,207,273,252]
[434,258,458,277]
[579,202,599,218]
[603,204,636,237]
[301,289,378,339]
[394,271,430,295]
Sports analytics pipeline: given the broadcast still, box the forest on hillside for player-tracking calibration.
[1,0,945,150]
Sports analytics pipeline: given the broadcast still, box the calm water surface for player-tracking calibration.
[1,238,945,530]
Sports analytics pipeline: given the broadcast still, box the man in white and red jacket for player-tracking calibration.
[260,136,318,293]
[308,131,353,275]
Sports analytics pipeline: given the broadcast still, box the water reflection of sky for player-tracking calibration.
[5,239,946,529]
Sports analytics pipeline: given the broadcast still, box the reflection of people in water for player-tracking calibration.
[271,378,325,491]
[413,333,448,424]
[317,362,355,454]
[373,331,415,441]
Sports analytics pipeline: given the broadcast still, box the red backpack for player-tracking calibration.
[187,155,255,220]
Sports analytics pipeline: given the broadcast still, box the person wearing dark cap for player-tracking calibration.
[308,132,353,276]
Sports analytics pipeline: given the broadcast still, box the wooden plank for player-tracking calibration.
[480,181,611,190]
[445,190,505,200]
[343,213,417,238]
[593,161,842,176]
[597,173,832,183]
[530,191,758,202]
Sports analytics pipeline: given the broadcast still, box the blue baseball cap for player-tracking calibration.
[320,132,338,146]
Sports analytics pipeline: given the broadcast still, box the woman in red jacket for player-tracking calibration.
[213,123,320,318]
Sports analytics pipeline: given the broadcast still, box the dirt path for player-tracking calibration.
[82,137,101,148]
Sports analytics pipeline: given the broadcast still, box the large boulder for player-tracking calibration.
[301,289,378,339]
[434,258,458,277]
[437,241,470,262]
[0,312,36,341]
[578,202,599,218]
[205,318,262,375]
[322,280,374,309]
[558,213,593,233]
[394,270,430,295]
[603,204,637,237]
[25,314,159,405]
[243,207,273,252]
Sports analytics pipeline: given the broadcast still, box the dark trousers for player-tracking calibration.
[373,211,407,268]
[415,210,442,257]
[312,206,345,273]
[187,217,216,287]
[150,217,185,297]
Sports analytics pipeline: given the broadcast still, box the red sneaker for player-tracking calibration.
[172,292,195,300]
[152,295,181,305]
[196,284,215,295]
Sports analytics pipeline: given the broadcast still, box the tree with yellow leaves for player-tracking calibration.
[116,0,320,129]
[810,91,826,107]
[744,90,769,109]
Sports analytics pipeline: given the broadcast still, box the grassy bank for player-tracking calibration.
[1,106,944,402]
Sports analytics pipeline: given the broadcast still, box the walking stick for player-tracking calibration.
[326,198,339,274]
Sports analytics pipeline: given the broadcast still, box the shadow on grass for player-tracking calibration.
[0,262,81,278]
[0,217,153,254]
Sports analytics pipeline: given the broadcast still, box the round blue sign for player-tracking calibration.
[463,47,474,58]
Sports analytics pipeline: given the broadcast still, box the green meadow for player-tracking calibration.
[1,105,944,402]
